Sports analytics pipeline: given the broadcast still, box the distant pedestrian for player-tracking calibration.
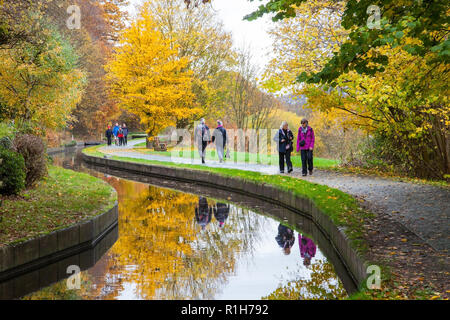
[122,123,129,146]
[274,121,294,173]
[117,127,124,146]
[105,125,113,146]
[113,122,120,146]
[212,120,227,163]
[195,118,211,164]
[297,119,315,176]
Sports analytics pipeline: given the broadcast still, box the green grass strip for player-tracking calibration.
[0,165,117,246]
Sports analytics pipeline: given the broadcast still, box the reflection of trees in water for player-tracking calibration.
[262,259,347,300]
[89,181,267,300]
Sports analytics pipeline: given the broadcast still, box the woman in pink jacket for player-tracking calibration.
[296,119,315,176]
[299,234,316,267]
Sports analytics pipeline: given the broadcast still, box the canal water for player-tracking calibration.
[21,149,349,300]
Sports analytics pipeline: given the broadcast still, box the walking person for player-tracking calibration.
[213,202,230,228]
[274,121,294,173]
[105,125,113,146]
[299,234,316,267]
[195,118,211,164]
[112,122,120,146]
[117,126,124,146]
[195,197,212,230]
[275,223,295,255]
[296,119,315,176]
[212,120,227,163]
[122,123,129,146]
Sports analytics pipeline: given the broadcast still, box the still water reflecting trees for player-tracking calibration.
[24,174,345,300]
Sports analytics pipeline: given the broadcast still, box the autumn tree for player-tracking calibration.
[106,3,200,141]
[0,14,86,134]
[246,0,449,85]
[263,0,449,178]
[145,0,234,127]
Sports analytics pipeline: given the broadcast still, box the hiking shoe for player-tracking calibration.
[309,170,313,175]
[302,173,307,176]
[288,168,293,173]
[280,171,284,174]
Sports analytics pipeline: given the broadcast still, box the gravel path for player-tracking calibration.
[102,139,450,254]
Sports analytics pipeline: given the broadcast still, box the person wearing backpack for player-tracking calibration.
[296,119,315,176]
[212,120,227,163]
[195,118,211,164]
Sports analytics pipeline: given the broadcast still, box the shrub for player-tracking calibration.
[0,148,26,195]
[13,134,48,188]
[0,122,14,139]
[0,136,13,150]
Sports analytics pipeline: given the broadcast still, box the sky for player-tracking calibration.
[127,0,276,74]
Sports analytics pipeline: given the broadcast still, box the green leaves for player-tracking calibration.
[246,0,450,84]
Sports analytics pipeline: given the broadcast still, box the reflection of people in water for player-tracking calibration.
[299,234,316,266]
[213,202,230,228]
[275,224,295,255]
[195,197,212,230]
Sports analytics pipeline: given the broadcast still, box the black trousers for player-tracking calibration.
[301,150,314,174]
[124,136,128,145]
[279,151,292,172]
[107,137,112,146]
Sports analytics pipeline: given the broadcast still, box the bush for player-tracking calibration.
[0,148,26,195]
[13,134,48,188]
[0,136,13,150]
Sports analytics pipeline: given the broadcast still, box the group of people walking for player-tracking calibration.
[275,118,315,176]
[275,223,317,266]
[195,197,230,229]
[106,123,129,147]
[195,118,315,177]
[195,118,227,164]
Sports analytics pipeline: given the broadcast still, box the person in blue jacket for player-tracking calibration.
[112,122,120,146]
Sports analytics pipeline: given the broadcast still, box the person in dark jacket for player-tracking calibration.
[195,119,211,164]
[195,197,212,230]
[212,120,227,163]
[274,121,294,173]
[275,223,295,255]
[122,123,129,146]
[105,125,113,146]
[213,202,230,228]
[297,119,315,176]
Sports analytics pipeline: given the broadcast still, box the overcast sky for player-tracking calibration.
[127,0,275,74]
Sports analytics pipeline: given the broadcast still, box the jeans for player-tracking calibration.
[279,151,292,172]
[300,150,314,174]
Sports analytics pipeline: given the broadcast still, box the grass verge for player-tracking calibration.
[0,165,117,246]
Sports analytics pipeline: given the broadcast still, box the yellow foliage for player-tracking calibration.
[106,3,201,136]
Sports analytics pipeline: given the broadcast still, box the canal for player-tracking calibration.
[21,148,351,300]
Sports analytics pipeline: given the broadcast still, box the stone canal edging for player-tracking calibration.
[0,202,119,283]
[82,153,369,290]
